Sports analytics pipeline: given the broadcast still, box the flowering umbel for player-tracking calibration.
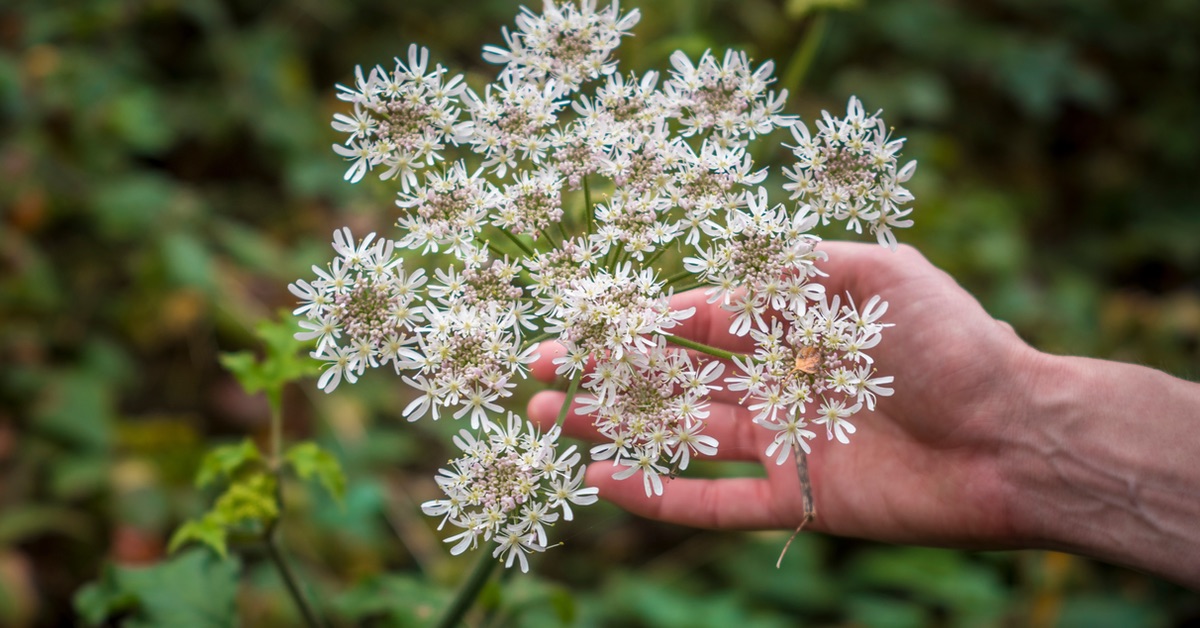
[293,0,916,570]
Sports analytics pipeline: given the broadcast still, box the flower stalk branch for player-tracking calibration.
[662,334,743,362]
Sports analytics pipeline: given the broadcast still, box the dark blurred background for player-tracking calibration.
[2,0,1198,625]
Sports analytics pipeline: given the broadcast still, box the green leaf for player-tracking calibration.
[106,86,173,154]
[195,439,262,489]
[286,441,346,503]
[170,473,277,558]
[219,315,319,396]
[74,549,240,628]
[74,565,140,627]
[168,514,228,558]
[211,472,278,528]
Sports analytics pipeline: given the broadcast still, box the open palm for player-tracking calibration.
[527,241,1038,549]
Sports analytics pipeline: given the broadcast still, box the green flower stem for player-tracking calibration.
[641,244,671,270]
[556,373,582,428]
[266,528,325,628]
[663,334,743,362]
[520,330,555,352]
[539,225,563,250]
[604,242,619,274]
[496,227,537,258]
[264,387,326,628]
[662,269,693,286]
[435,546,500,628]
[582,177,593,236]
[485,240,515,260]
[268,389,283,463]
[614,247,631,271]
[670,281,704,294]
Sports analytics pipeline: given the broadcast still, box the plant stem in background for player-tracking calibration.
[265,391,326,628]
[583,177,593,236]
[435,548,500,628]
[266,529,325,628]
[782,12,829,95]
[268,390,283,463]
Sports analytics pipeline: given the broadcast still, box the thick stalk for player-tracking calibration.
[556,374,582,428]
[434,547,500,628]
[269,390,283,463]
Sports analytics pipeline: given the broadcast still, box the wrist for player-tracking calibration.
[998,350,1200,587]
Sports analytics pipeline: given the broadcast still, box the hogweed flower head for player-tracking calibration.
[296,0,918,567]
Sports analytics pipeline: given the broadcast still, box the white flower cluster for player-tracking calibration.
[783,96,917,249]
[483,0,641,95]
[290,228,426,392]
[298,0,917,569]
[579,336,723,497]
[420,414,598,572]
[731,295,895,466]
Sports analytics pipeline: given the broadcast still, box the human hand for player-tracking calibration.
[527,241,1043,549]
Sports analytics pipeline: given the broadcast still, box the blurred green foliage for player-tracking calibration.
[2,0,1199,625]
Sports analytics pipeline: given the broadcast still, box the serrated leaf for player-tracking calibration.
[73,549,240,628]
[219,315,319,396]
[286,441,346,503]
[212,472,278,528]
[195,439,262,489]
[168,514,228,558]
